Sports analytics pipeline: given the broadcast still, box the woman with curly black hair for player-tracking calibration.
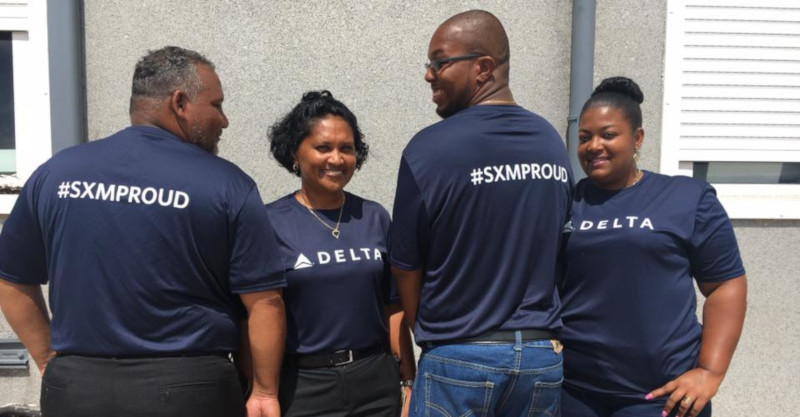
[559,77,747,417]
[264,90,415,417]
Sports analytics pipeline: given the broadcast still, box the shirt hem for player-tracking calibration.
[231,276,287,294]
[695,268,746,283]
[0,270,46,286]
[389,259,420,271]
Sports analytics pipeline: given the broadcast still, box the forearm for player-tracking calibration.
[398,317,416,380]
[236,318,254,391]
[388,308,417,381]
[241,290,286,398]
[697,275,747,379]
[392,267,422,330]
[0,280,53,372]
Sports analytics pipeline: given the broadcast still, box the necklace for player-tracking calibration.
[630,169,643,187]
[299,191,345,239]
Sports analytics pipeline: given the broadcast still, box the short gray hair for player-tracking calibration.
[131,46,214,99]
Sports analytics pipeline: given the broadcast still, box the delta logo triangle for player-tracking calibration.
[293,253,313,270]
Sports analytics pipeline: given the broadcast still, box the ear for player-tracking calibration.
[634,127,645,150]
[169,90,188,119]
[475,56,496,83]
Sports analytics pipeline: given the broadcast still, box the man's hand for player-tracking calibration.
[246,393,280,417]
[0,280,53,374]
[37,350,56,375]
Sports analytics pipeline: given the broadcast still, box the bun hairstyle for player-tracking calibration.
[269,90,368,177]
[300,90,332,103]
[581,76,644,130]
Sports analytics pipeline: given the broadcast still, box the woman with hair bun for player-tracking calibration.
[559,77,747,417]
[264,90,415,417]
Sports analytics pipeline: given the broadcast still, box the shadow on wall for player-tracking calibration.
[0,406,40,417]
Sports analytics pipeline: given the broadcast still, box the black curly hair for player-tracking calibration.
[581,76,644,131]
[269,90,368,176]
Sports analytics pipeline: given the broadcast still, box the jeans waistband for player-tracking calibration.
[430,329,554,347]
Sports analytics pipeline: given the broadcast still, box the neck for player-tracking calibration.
[473,84,515,107]
[627,168,643,187]
[298,187,345,210]
[130,98,186,141]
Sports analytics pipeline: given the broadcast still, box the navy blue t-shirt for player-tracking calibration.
[0,126,286,355]
[560,171,745,398]
[265,192,396,355]
[390,105,573,344]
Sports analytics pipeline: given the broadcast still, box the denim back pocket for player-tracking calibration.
[527,377,563,417]
[424,373,494,417]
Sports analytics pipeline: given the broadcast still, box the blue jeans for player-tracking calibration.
[561,384,711,417]
[410,332,563,417]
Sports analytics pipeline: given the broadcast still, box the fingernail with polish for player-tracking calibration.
[645,393,653,400]
[661,411,667,417]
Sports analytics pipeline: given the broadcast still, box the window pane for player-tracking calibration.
[0,31,15,174]
[693,162,800,185]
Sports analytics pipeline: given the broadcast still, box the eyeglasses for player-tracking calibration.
[425,54,482,73]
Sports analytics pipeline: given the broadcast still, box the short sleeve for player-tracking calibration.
[688,185,746,282]
[382,256,399,305]
[383,215,400,305]
[229,185,287,293]
[0,168,49,285]
[389,157,429,271]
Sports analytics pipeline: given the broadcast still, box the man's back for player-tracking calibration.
[391,104,572,343]
[0,125,281,355]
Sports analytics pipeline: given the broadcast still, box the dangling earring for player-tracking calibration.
[292,162,299,174]
[634,148,640,162]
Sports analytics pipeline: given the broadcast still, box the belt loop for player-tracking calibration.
[513,330,522,351]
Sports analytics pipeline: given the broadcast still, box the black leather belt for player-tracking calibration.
[437,329,554,345]
[291,343,386,369]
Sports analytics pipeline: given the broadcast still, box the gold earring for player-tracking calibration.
[292,162,299,173]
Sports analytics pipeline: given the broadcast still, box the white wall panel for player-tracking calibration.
[662,0,800,218]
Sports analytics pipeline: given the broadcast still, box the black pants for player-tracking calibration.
[279,352,401,417]
[41,354,245,417]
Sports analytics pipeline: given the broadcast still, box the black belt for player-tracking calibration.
[291,343,387,369]
[436,329,554,346]
[56,351,231,360]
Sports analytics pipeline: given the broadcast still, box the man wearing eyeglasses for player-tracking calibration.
[390,10,573,417]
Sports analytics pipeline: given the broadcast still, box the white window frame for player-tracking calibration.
[0,0,52,214]
[661,0,800,219]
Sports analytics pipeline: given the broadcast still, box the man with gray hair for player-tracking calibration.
[0,46,286,417]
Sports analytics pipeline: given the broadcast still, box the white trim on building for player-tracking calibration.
[0,0,52,213]
[661,0,800,219]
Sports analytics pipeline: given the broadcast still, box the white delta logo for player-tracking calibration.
[293,248,383,270]
[579,216,654,231]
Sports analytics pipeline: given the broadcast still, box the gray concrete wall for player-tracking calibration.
[1,1,798,414]
[82,0,572,210]
[720,220,800,416]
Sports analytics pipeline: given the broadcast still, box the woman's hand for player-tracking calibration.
[402,385,412,417]
[646,367,723,417]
